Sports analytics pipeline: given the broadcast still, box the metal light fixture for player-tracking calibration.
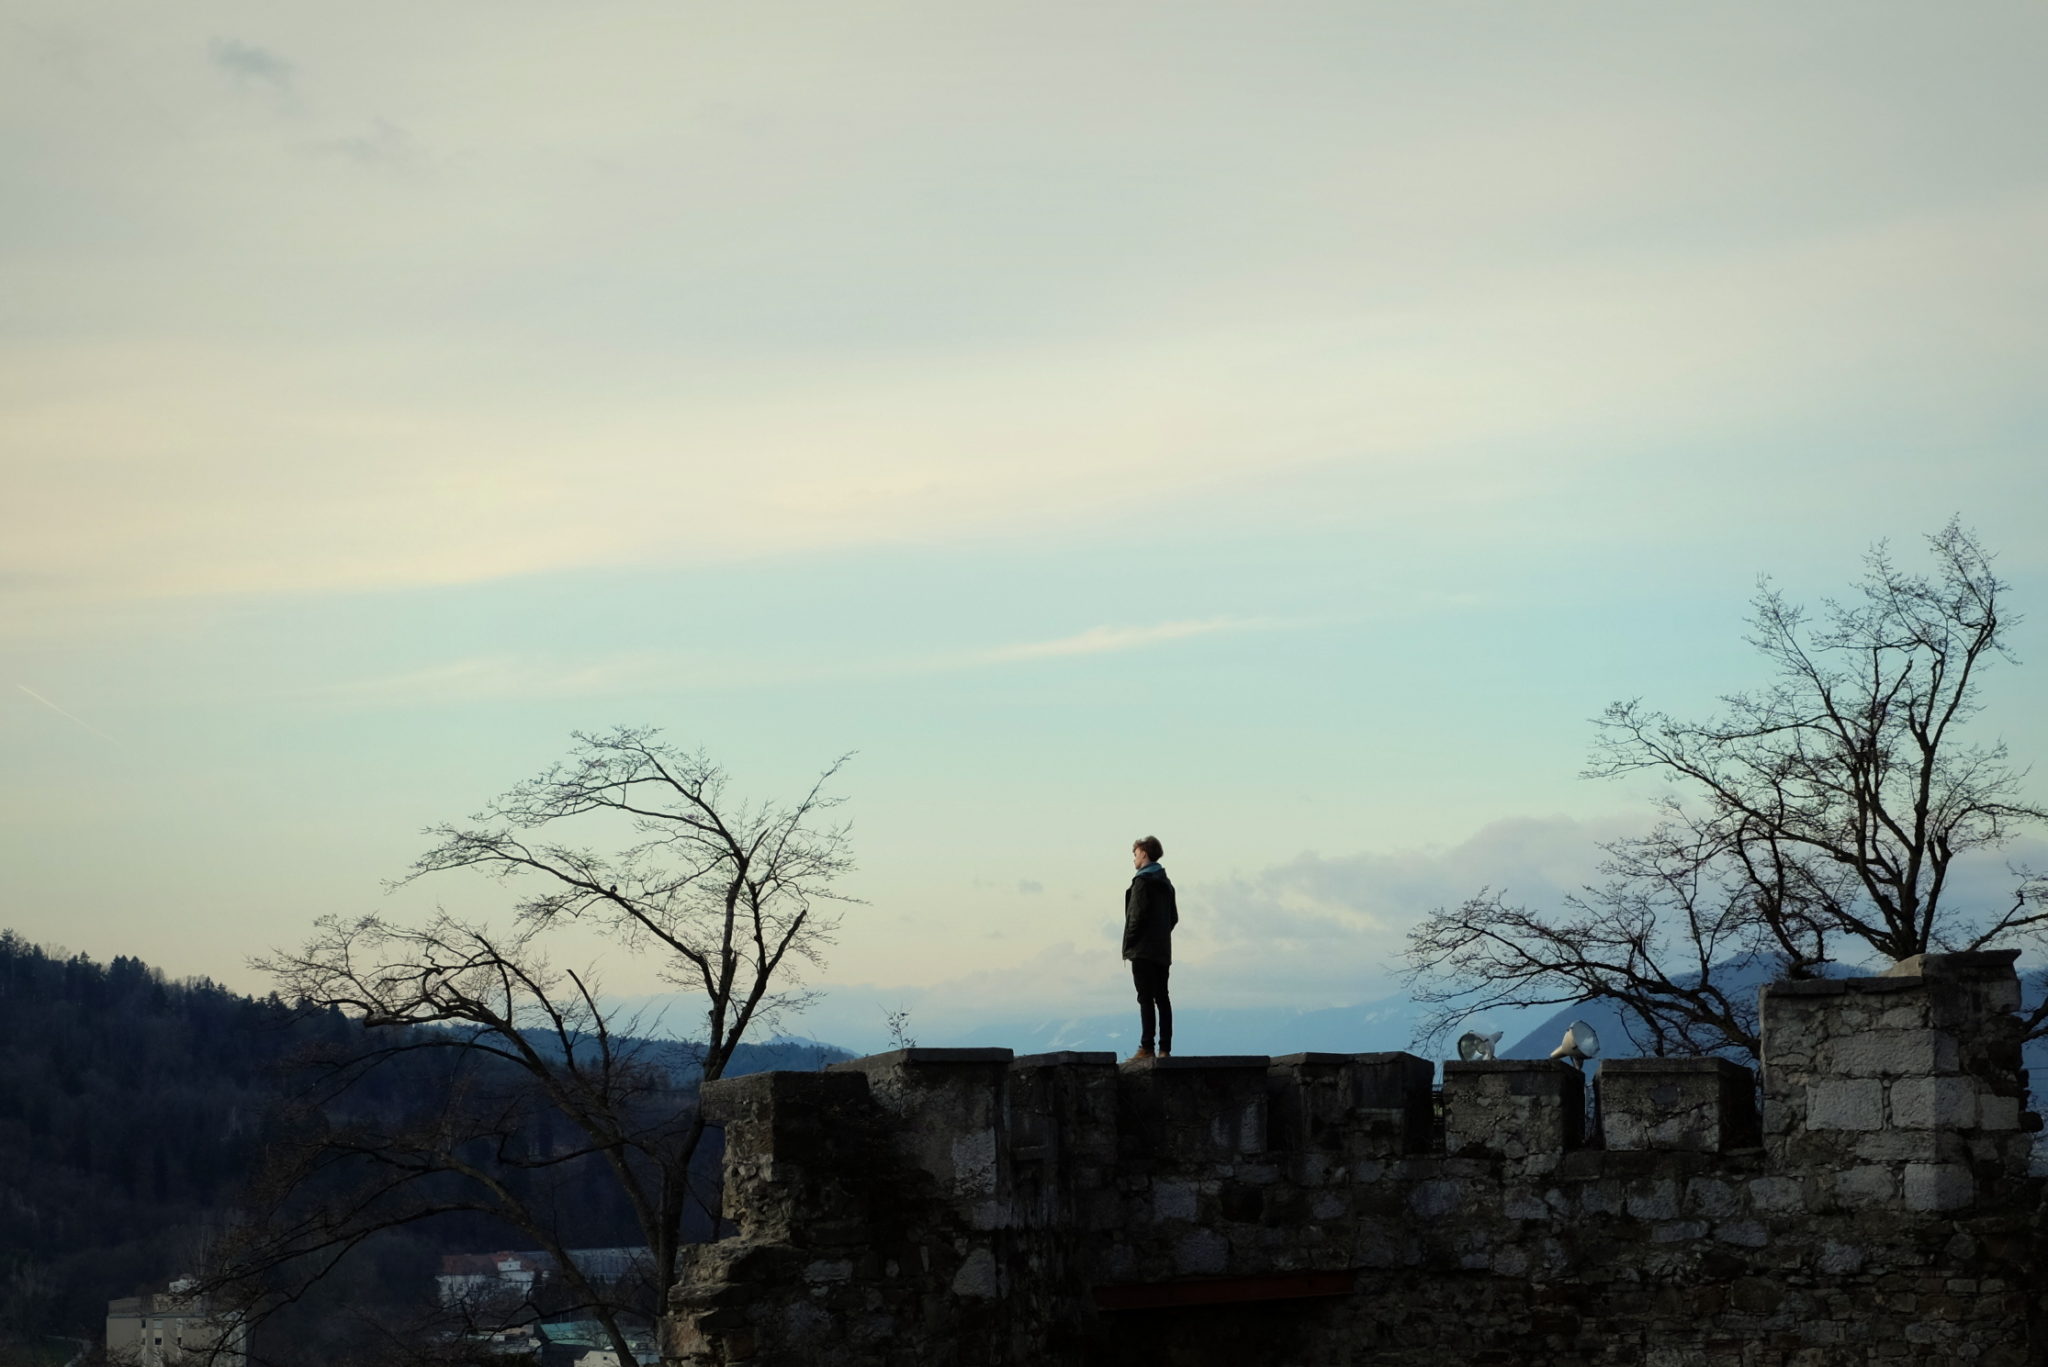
[1549,1019,1601,1068]
[1456,1030,1504,1062]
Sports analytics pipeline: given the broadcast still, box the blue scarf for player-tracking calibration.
[1135,862,1164,877]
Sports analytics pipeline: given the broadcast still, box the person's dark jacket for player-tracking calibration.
[1123,866,1178,964]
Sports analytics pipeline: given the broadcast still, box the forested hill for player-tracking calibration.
[0,931,850,1347]
[0,931,339,1339]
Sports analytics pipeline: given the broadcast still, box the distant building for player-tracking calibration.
[436,1248,651,1308]
[463,1322,540,1358]
[535,1320,659,1367]
[436,1251,550,1307]
[106,1277,247,1367]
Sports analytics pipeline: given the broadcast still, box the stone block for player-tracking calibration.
[1408,1178,1464,1218]
[1758,994,1829,1068]
[1833,1164,1896,1206]
[1888,1076,1978,1129]
[1685,1178,1740,1219]
[1443,1060,1585,1158]
[1760,1097,1799,1136]
[1173,1228,1229,1275]
[1806,1079,1884,1130]
[1816,1241,1866,1275]
[1487,1245,1531,1278]
[1902,1162,1975,1212]
[1650,1220,1708,1243]
[1600,1057,1759,1151]
[1852,1128,1952,1163]
[1624,1179,1681,1220]
[1152,1180,1197,1221]
[1826,1029,1959,1077]
[949,1246,1000,1298]
[1578,1180,1624,1216]
[1747,1175,1804,1213]
[1977,1094,2022,1131]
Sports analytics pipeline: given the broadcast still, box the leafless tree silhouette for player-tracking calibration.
[1409,520,2048,1058]
[224,728,856,1364]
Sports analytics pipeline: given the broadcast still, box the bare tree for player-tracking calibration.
[228,729,855,1365]
[1408,521,2048,1058]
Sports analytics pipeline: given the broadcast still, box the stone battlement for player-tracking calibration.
[664,953,2043,1366]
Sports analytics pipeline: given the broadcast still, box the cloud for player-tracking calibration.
[12,179,2045,636]
[300,654,689,706]
[793,816,1636,1032]
[1178,816,1633,1007]
[304,118,415,168]
[982,619,1262,662]
[297,616,1289,708]
[7,5,2047,639]
[208,37,292,88]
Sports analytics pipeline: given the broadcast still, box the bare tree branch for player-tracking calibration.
[1411,521,2048,1058]
[219,730,857,1365]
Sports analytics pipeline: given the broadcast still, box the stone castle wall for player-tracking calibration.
[664,953,2043,1366]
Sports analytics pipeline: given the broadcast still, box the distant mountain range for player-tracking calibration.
[762,957,2048,1087]
[750,991,1568,1069]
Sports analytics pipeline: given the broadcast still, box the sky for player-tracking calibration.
[5,2,2048,1053]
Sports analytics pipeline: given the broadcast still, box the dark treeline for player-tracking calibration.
[0,931,846,1360]
[0,930,314,1338]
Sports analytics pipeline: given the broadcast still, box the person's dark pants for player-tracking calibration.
[1131,958,1172,1053]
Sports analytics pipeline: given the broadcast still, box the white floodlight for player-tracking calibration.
[1456,1030,1504,1062]
[1548,1019,1601,1068]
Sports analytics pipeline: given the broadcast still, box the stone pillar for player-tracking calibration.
[1598,1057,1760,1151]
[1442,1059,1584,1163]
[1117,1056,1271,1166]
[1004,1053,1120,1360]
[828,1047,1017,1232]
[1267,1052,1433,1160]
[695,1069,879,1244]
[1007,1051,1120,1229]
[1113,1057,1271,1283]
[1761,951,2033,1212]
[666,1070,888,1367]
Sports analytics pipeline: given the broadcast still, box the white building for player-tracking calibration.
[106,1277,248,1367]
[436,1248,652,1308]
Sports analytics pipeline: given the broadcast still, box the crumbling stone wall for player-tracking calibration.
[664,953,2045,1366]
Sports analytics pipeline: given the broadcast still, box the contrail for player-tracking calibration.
[15,684,115,741]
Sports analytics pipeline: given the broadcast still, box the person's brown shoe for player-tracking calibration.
[1126,1046,1155,1063]
[1158,1048,1171,1058]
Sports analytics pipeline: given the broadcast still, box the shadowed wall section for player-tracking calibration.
[665,953,2042,1366]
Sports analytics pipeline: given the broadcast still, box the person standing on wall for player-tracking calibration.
[1123,835,1178,1063]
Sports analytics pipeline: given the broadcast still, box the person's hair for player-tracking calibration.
[1133,835,1164,862]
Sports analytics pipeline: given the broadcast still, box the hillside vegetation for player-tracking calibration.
[0,932,843,1357]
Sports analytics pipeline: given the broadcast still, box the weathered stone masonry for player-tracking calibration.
[665,953,2045,1365]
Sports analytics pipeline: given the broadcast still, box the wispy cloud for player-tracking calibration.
[304,118,416,169]
[208,37,293,89]
[15,684,114,741]
[301,619,1286,708]
[982,618,1262,662]
[303,655,677,706]
[4,5,2045,640]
